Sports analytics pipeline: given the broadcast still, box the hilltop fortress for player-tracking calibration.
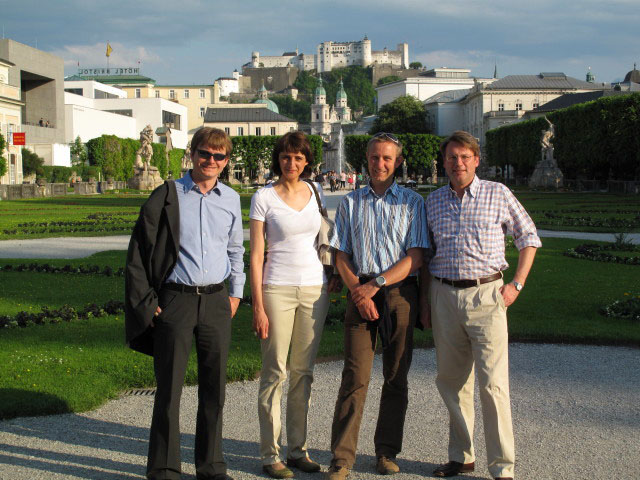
[245,36,409,73]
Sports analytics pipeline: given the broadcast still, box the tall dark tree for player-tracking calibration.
[0,133,6,178]
[21,148,45,178]
[370,95,429,134]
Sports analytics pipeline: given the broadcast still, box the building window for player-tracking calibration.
[169,89,175,100]
[237,126,244,135]
[155,90,160,98]
[255,127,262,136]
[515,103,522,111]
[224,127,230,134]
[270,127,276,135]
[498,103,504,111]
[135,88,141,98]
[200,88,205,99]
[316,113,319,120]
[183,89,189,99]
[200,107,205,117]
[290,126,294,132]
[533,102,539,109]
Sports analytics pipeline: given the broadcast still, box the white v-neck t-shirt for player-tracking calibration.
[250,182,326,285]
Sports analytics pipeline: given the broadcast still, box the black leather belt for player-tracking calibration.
[435,272,502,289]
[164,282,224,294]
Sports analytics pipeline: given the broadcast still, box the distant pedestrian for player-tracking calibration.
[340,171,346,190]
[38,118,44,126]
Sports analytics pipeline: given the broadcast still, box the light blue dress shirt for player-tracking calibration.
[165,172,246,298]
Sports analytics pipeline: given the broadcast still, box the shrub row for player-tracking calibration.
[0,300,124,329]
[3,224,134,235]
[537,214,640,229]
[564,243,640,265]
[1,263,124,277]
[485,93,640,179]
[600,296,640,323]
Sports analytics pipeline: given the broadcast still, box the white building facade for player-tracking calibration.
[0,58,23,184]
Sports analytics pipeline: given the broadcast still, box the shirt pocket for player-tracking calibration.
[469,221,503,254]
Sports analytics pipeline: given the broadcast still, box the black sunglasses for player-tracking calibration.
[372,132,399,144]
[197,149,227,161]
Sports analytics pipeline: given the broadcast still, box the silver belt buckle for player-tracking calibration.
[195,285,203,295]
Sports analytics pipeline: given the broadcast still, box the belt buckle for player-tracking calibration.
[195,285,203,295]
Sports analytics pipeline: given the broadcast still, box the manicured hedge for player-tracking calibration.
[344,133,441,173]
[485,93,640,180]
[230,135,323,175]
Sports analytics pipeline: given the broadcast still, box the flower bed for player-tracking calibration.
[564,243,640,265]
[1,263,124,276]
[600,294,640,323]
[0,300,124,328]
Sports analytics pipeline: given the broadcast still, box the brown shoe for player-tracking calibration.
[287,456,321,473]
[376,456,400,475]
[433,461,475,477]
[262,463,294,479]
[494,478,513,480]
[325,465,349,480]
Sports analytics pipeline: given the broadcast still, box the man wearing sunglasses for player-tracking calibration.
[326,132,429,479]
[422,131,540,480]
[126,127,244,480]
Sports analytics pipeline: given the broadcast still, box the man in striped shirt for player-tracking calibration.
[326,133,429,480]
[423,131,541,480]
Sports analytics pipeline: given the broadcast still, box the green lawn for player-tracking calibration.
[1,237,638,419]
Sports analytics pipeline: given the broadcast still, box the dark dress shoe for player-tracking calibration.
[433,461,475,477]
[287,456,321,473]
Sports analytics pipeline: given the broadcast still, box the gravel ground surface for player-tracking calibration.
[1,344,639,479]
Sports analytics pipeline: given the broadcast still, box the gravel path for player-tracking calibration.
[1,344,639,479]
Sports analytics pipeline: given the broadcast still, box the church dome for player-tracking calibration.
[336,79,347,100]
[623,64,640,83]
[315,77,326,96]
[254,98,279,113]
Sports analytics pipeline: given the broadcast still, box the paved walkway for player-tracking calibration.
[1,344,638,479]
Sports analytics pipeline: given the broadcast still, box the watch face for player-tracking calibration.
[376,276,385,287]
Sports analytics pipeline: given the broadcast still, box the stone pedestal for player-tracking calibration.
[127,166,164,191]
[529,148,564,188]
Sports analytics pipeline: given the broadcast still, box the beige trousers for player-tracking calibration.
[258,284,329,464]
[430,278,515,479]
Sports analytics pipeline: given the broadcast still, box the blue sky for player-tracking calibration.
[1,0,638,85]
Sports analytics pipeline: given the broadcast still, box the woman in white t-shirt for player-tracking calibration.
[250,131,338,478]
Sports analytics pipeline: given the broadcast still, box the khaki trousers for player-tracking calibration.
[330,283,417,469]
[258,284,329,464]
[430,277,515,479]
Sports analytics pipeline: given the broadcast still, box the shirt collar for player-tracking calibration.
[448,175,479,199]
[364,180,399,198]
[182,170,221,196]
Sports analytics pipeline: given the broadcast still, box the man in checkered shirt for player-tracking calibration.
[422,131,541,480]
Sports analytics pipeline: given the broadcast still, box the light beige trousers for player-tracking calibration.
[431,278,515,479]
[258,284,329,464]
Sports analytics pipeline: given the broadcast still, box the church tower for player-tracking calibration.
[310,77,331,135]
[334,78,351,122]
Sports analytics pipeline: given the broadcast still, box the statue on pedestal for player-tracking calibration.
[430,158,438,184]
[181,141,192,173]
[128,125,164,190]
[402,161,408,183]
[529,116,564,188]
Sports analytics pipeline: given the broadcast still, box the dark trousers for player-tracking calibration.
[147,285,232,480]
[330,283,417,468]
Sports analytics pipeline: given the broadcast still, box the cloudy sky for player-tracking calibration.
[1,0,638,85]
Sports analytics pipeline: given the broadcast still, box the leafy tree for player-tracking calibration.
[70,136,88,167]
[370,95,429,134]
[377,75,401,86]
[21,148,45,178]
[270,95,312,124]
[293,70,319,94]
[151,143,168,179]
[0,132,6,178]
[409,61,423,69]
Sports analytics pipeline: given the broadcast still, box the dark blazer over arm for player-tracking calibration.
[125,181,180,356]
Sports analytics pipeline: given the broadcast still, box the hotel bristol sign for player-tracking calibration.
[78,67,140,76]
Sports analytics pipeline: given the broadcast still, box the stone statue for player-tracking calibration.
[135,125,154,170]
[430,158,438,184]
[128,125,164,190]
[529,116,563,188]
[181,141,192,171]
[402,161,408,183]
[256,159,267,184]
[540,116,555,150]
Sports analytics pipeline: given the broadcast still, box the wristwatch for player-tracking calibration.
[512,281,523,291]
[375,275,387,287]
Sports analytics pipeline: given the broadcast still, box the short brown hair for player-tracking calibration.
[440,130,480,158]
[190,127,233,157]
[271,131,314,178]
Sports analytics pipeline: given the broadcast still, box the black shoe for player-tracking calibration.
[433,461,474,477]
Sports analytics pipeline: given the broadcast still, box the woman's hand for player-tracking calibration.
[253,309,270,339]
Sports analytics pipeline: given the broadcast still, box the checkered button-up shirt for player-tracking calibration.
[426,176,541,280]
[330,182,429,276]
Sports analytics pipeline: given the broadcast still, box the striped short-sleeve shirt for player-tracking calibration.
[426,176,541,280]
[330,182,430,276]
